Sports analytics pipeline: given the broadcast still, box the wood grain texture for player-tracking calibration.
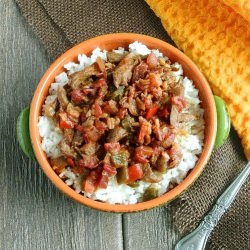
[0,1,122,250]
[123,206,179,250]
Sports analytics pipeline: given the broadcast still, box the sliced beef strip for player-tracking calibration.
[170,105,180,127]
[178,113,198,123]
[79,154,99,169]
[50,156,68,168]
[156,152,170,172]
[57,86,69,108]
[169,82,185,97]
[162,133,175,148]
[113,53,140,88]
[58,139,77,159]
[132,61,148,82]
[44,98,58,118]
[50,156,68,174]
[107,52,126,63]
[66,103,80,123]
[76,143,100,169]
[82,125,103,143]
[168,147,183,169]
[107,126,128,143]
[154,125,170,141]
[80,143,98,156]
[170,105,197,126]
[63,128,74,144]
[141,163,163,183]
[69,64,100,90]
[72,130,84,147]
[163,77,185,103]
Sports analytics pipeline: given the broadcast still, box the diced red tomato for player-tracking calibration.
[84,170,100,194]
[95,119,107,132]
[97,86,108,101]
[97,171,109,189]
[171,96,187,112]
[84,180,95,193]
[117,107,127,119]
[144,95,152,110]
[134,155,148,163]
[149,73,162,87]
[140,146,154,157]
[78,155,99,169]
[104,142,121,154]
[96,72,104,78]
[158,108,169,118]
[59,120,73,129]
[92,101,102,118]
[134,146,154,163]
[128,165,144,182]
[83,126,102,143]
[103,164,117,176]
[71,89,84,103]
[73,161,85,174]
[145,106,159,120]
[80,112,87,123]
[76,124,84,132]
[103,100,118,115]
[59,113,74,129]
[82,88,95,95]
[138,124,147,144]
[146,52,158,69]
[94,78,107,88]
[67,158,75,167]
[149,86,163,99]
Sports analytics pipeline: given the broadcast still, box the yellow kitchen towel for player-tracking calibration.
[221,0,250,23]
[146,0,250,159]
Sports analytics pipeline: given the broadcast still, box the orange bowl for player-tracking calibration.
[30,33,216,212]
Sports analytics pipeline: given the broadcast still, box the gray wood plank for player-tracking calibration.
[0,1,123,250]
[123,206,180,250]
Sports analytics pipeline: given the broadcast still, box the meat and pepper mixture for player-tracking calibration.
[45,51,198,195]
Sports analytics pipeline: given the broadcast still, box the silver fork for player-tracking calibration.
[175,162,250,250]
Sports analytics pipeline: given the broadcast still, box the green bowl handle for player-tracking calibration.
[214,96,231,149]
[16,107,36,160]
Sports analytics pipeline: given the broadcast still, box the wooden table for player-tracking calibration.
[0,1,179,249]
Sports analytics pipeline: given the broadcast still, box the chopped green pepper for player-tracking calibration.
[121,115,135,132]
[116,167,129,184]
[142,185,159,201]
[107,86,125,101]
[111,149,130,168]
[128,181,140,188]
[156,152,169,173]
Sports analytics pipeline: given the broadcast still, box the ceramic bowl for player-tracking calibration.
[27,33,219,212]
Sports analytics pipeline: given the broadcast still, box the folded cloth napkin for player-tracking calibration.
[221,0,250,23]
[15,0,249,249]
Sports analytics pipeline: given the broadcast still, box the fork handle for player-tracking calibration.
[175,162,250,250]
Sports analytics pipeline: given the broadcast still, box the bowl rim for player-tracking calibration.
[30,33,216,212]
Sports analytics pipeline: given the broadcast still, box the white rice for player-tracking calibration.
[38,116,63,159]
[38,42,205,204]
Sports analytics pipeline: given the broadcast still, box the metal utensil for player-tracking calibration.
[175,162,250,250]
